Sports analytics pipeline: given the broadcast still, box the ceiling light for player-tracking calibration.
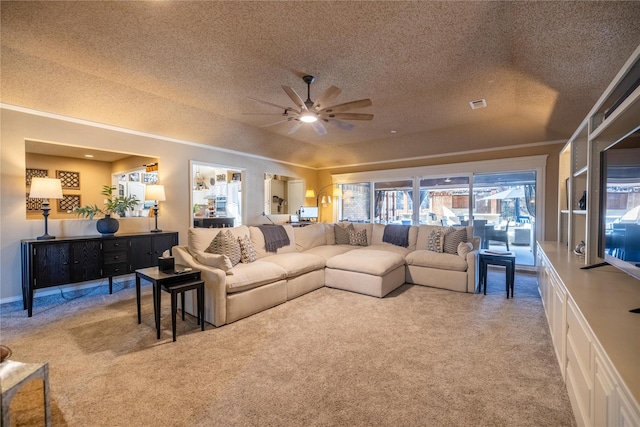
[469,99,487,110]
[390,130,397,134]
[84,154,94,158]
[299,112,318,123]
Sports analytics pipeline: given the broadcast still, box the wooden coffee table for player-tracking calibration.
[135,266,204,341]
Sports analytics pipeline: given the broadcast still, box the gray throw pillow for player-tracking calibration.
[205,230,242,266]
[335,223,355,245]
[443,227,467,255]
[238,235,257,263]
[349,229,368,246]
[427,229,443,253]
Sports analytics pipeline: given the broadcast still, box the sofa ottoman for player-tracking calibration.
[325,249,405,297]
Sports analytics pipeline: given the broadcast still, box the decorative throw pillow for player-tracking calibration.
[205,230,241,266]
[427,229,443,253]
[457,241,473,259]
[443,227,467,255]
[194,251,234,275]
[349,229,368,246]
[335,223,355,245]
[238,235,257,263]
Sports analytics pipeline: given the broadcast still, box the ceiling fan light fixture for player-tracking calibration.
[299,112,318,123]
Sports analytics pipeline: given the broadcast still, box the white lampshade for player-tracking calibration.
[332,187,343,197]
[29,177,63,199]
[146,184,166,202]
[305,189,316,198]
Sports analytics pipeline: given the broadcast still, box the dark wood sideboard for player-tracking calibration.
[21,231,178,317]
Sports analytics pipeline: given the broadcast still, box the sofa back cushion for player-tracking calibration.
[249,225,296,259]
[188,226,250,255]
[294,223,329,252]
[416,225,473,251]
[370,224,419,250]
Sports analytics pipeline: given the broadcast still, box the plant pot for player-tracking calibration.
[96,214,119,235]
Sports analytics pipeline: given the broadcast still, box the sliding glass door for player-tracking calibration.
[418,176,470,226]
[473,171,536,266]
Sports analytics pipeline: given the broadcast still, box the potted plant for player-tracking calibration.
[75,185,140,235]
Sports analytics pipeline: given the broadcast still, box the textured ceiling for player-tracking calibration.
[2,1,640,168]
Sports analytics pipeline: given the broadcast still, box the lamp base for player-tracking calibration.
[37,234,56,240]
[150,229,162,233]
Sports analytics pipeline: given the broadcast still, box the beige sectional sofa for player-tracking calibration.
[172,222,480,327]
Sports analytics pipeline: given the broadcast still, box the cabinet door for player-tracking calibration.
[129,236,153,270]
[34,243,71,288]
[130,233,179,270]
[152,233,177,260]
[70,240,102,282]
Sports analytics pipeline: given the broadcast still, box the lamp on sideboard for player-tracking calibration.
[146,184,166,233]
[29,177,63,240]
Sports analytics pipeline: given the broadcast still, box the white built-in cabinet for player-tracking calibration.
[558,44,640,263]
[548,43,640,426]
[537,243,640,427]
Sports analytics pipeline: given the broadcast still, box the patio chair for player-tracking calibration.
[488,219,511,251]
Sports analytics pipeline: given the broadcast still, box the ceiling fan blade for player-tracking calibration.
[321,112,374,121]
[260,118,292,128]
[288,121,303,134]
[282,86,307,111]
[249,97,294,112]
[312,86,341,111]
[324,119,355,131]
[321,99,372,114]
[311,121,327,135]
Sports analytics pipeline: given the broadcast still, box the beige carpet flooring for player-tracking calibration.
[1,271,576,426]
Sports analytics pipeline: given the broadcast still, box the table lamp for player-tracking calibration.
[29,177,63,240]
[146,184,166,233]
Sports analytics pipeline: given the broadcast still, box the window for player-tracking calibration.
[339,183,371,222]
[374,180,413,224]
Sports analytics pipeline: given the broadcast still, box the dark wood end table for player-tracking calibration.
[478,250,516,298]
[135,266,205,341]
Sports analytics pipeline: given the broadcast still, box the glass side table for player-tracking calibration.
[0,360,51,426]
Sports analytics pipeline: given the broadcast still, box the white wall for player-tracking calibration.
[0,107,314,302]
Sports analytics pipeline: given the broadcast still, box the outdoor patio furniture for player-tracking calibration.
[487,220,511,251]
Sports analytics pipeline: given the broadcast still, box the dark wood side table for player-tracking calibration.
[135,266,204,341]
[478,249,516,298]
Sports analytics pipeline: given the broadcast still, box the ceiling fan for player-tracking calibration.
[247,75,373,135]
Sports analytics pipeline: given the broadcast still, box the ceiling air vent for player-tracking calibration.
[469,99,487,110]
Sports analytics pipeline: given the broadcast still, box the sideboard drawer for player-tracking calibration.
[103,251,128,265]
[102,262,129,277]
[103,239,128,252]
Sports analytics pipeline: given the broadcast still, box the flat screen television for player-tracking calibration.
[300,206,318,220]
[598,127,640,281]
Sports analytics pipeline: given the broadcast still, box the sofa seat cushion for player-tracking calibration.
[262,252,326,277]
[405,250,468,272]
[225,260,287,294]
[326,249,405,276]
[303,245,354,261]
[360,244,412,258]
